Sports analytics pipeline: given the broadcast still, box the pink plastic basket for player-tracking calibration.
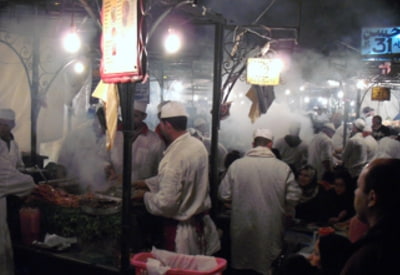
[131,252,227,275]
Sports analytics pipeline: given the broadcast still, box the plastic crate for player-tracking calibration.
[131,252,227,275]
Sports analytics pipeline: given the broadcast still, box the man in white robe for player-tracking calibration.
[308,123,336,181]
[110,101,164,182]
[0,108,35,275]
[133,101,220,255]
[219,128,301,275]
[341,119,369,181]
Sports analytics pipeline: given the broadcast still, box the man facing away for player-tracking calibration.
[219,128,301,275]
[340,118,368,184]
[308,122,336,182]
[341,158,400,274]
[133,101,220,256]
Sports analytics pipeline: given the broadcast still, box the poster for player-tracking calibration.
[101,0,144,83]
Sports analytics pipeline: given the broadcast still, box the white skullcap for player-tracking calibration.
[354,118,366,131]
[253,128,273,140]
[157,100,170,113]
[133,101,147,113]
[0,108,15,121]
[160,101,188,118]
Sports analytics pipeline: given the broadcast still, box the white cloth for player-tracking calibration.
[149,247,218,272]
[342,132,369,178]
[273,135,308,173]
[144,132,220,255]
[364,135,378,162]
[332,124,350,151]
[219,146,301,275]
[0,139,25,169]
[111,127,164,181]
[0,139,35,275]
[307,132,335,181]
[374,136,400,159]
[57,120,111,192]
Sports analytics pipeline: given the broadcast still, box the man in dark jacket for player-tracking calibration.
[371,115,391,141]
[341,158,400,274]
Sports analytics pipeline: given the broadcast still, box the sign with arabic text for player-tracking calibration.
[361,27,400,56]
[101,0,144,83]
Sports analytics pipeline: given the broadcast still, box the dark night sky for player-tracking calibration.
[201,0,400,53]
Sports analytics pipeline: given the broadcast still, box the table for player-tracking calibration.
[13,241,122,275]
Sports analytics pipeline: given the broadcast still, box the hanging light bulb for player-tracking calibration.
[63,26,81,53]
[63,10,81,53]
[73,61,85,74]
[164,28,182,54]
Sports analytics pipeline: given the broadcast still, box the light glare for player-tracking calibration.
[164,29,182,54]
[63,30,81,53]
[73,61,85,74]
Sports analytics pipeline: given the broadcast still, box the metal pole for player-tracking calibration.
[342,82,349,148]
[356,88,361,118]
[118,82,135,275]
[210,22,224,218]
[31,7,40,166]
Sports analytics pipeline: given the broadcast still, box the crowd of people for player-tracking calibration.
[2,100,400,275]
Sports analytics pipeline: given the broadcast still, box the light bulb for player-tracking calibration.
[63,29,81,53]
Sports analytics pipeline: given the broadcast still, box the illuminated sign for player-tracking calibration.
[361,27,400,56]
[247,58,281,86]
[371,86,391,101]
[101,0,144,83]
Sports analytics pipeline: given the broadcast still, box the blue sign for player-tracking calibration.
[361,27,400,56]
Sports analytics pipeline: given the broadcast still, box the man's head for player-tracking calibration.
[0,108,16,139]
[252,128,273,148]
[133,101,148,128]
[354,158,400,226]
[156,100,171,119]
[352,118,366,134]
[159,101,188,141]
[372,115,383,128]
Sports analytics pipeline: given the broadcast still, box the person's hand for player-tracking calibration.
[132,189,147,201]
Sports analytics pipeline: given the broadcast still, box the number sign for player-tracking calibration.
[361,27,400,56]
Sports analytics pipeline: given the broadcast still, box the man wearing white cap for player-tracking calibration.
[273,120,308,174]
[133,101,220,256]
[308,122,336,182]
[110,101,164,182]
[0,108,35,275]
[218,128,301,275]
[340,118,369,183]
